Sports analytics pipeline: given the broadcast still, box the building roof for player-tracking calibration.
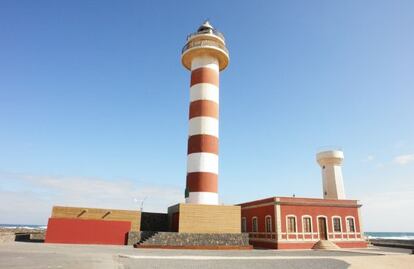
[237,196,361,208]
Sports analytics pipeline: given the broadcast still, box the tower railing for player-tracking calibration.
[182,39,229,55]
[186,29,225,42]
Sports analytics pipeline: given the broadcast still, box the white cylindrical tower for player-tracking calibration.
[181,21,229,205]
[316,150,346,200]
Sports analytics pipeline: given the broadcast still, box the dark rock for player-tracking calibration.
[132,232,250,247]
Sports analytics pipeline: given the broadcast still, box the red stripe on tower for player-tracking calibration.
[181,21,229,205]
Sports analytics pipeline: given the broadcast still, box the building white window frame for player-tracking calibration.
[345,216,356,233]
[265,215,272,233]
[252,216,258,233]
[286,215,297,240]
[241,217,247,233]
[302,215,313,234]
[316,215,328,240]
[331,216,343,235]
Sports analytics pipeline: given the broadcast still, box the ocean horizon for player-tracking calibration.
[0,224,47,230]
[1,224,413,240]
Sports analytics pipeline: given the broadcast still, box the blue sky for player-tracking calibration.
[0,1,413,231]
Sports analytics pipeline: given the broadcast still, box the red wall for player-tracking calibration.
[241,204,274,233]
[280,204,360,236]
[240,198,365,249]
[249,240,367,249]
[45,218,131,245]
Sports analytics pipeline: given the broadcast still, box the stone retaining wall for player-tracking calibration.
[136,232,250,247]
[127,231,157,245]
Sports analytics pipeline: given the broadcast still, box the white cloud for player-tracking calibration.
[394,140,406,149]
[362,155,375,162]
[393,154,414,165]
[0,172,184,225]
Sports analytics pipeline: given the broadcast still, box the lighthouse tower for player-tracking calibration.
[316,150,346,200]
[181,21,229,205]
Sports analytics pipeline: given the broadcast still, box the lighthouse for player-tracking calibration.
[166,21,240,235]
[181,21,229,205]
[316,150,346,199]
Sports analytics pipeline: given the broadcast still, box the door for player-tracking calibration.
[318,217,327,240]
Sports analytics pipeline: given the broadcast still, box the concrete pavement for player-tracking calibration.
[0,242,412,269]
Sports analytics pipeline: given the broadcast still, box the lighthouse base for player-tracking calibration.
[168,203,241,234]
[131,203,250,249]
[133,231,251,249]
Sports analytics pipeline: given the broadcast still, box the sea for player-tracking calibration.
[364,232,414,240]
[0,224,47,230]
[0,224,413,240]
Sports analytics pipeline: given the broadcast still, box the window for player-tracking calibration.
[347,218,355,232]
[265,216,272,233]
[241,218,247,233]
[252,217,258,232]
[287,216,296,233]
[333,217,342,232]
[303,217,312,233]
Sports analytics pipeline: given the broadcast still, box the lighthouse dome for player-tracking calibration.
[197,20,214,32]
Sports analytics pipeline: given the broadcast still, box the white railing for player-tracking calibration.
[186,29,225,41]
[248,232,277,240]
[182,39,229,55]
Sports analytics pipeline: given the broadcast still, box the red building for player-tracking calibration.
[238,196,367,249]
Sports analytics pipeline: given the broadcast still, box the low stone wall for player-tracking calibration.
[31,232,46,241]
[0,230,46,243]
[127,231,157,245]
[137,232,250,247]
[15,232,45,242]
[370,239,414,250]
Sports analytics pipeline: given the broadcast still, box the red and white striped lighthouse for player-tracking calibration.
[181,21,229,205]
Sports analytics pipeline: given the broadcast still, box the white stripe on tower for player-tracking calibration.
[188,117,219,137]
[191,56,220,72]
[186,55,220,205]
[187,153,219,174]
[190,83,219,104]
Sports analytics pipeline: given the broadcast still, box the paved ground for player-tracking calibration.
[0,242,413,269]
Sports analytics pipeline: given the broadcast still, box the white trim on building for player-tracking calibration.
[301,215,313,240]
[285,214,298,240]
[265,215,272,233]
[241,217,247,233]
[252,216,258,233]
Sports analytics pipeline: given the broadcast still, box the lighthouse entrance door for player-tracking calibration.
[318,217,328,240]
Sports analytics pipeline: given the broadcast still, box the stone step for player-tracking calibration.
[139,231,157,243]
[312,240,340,250]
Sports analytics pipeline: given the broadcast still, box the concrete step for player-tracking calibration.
[312,240,340,250]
